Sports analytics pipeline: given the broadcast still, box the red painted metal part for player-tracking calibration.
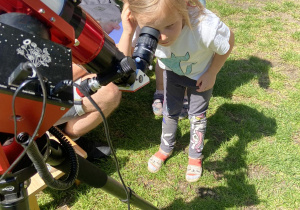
[0,0,75,47]
[71,12,105,65]
[0,145,10,175]
[0,93,69,167]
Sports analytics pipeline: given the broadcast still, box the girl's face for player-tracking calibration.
[135,8,184,47]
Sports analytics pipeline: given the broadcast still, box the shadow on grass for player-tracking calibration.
[214,56,272,98]
[164,103,277,209]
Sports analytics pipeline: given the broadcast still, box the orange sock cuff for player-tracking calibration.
[188,158,202,166]
[154,150,169,161]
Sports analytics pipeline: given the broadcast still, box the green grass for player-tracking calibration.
[37,0,300,209]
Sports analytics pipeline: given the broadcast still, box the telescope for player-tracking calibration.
[0,0,160,209]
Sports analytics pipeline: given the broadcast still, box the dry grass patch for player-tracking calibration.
[247,164,272,179]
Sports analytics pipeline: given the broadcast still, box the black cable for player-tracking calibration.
[0,62,47,181]
[0,79,35,181]
[73,83,131,210]
[48,126,79,188]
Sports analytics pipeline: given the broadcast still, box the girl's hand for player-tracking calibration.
[117,1,137,56]
[196,71,217,92]
[121,2,138,37]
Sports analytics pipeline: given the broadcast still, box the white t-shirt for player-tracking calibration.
[133,8,231,81]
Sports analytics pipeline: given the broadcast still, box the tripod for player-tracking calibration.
[0,127,158,210]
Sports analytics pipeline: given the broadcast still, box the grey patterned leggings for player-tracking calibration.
[160,70,212,159]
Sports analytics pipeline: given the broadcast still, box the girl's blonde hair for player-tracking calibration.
[127,0,205,28]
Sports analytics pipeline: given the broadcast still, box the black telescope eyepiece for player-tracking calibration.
[133,26,160,72]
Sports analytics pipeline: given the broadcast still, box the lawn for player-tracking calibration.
[37,0,300,209]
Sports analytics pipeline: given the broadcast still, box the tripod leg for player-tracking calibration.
[55,155,158,210]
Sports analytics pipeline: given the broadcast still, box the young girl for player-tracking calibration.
[119,0,234,182]
[152,0,207,119]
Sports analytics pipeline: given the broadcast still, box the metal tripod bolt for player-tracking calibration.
[16,132,30,144]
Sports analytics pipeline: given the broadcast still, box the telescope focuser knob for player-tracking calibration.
[120,57,136,75]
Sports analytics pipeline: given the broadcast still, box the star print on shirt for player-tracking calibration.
[160,52,196,76]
